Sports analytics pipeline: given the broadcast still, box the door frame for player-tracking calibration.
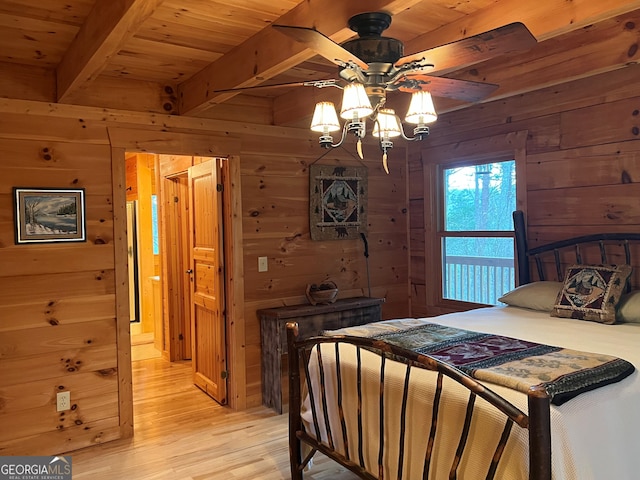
[109,129,246,413]
[159,171,192,360]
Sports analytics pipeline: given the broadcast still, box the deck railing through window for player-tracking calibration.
[443,255,515,305]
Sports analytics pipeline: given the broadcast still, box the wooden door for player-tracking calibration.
[188,160,227,404]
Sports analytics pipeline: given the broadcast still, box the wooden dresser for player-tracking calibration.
[258,296,384,413]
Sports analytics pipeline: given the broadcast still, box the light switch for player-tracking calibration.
[258,256,268,272]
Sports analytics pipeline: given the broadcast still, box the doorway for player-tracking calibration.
[125,153,229,405]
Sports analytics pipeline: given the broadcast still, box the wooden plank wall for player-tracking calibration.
[410,65,640,316]
[239,136,410,406]
[0,134,124,454]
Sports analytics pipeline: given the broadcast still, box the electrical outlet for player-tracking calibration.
[258,256,268,272]
[56,391,70,412]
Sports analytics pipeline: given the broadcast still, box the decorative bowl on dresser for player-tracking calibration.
[305,280,339,305]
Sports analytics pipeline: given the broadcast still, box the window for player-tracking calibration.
[151,194,159,255]
[440,160,516,305]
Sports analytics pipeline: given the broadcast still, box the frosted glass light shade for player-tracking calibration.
[310,102,340,132]
[340,83,373,120]
[404,91,437,124]
[372,109,402,138]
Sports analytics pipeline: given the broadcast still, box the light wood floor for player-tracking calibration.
[68,356,359,479]
[130,331,162,361]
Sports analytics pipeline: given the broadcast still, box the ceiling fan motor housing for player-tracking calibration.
[342,37,404,64]
[341,12,404,65]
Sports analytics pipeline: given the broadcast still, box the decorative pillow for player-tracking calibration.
[616,290,640,323]
[552,264,633,324]
[498,281,563,312]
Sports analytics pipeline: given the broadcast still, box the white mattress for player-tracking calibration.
[302,306,640,480]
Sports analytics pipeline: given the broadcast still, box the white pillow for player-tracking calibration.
[616,290,640,323]
[498,281,563,312]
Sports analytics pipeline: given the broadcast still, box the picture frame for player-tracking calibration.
[309,164,368,241]
[13,187,86,244]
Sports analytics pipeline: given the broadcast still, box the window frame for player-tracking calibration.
[438,157,517,307]
[423,131,527,313]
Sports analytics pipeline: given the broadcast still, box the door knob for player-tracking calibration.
[186,269,193,274]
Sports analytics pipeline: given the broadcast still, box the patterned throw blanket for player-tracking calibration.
[370,323,635,405]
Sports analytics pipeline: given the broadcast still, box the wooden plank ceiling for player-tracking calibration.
[1,0,639,125]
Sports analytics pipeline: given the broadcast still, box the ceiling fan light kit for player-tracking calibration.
[271,12,537,172]
[310,81,437,171]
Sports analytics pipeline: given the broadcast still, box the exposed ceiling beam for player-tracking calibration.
[56,0,165,103]
[177,0,425,115]
[273,2,640,126]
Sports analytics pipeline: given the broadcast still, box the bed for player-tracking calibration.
[286,210,640,479]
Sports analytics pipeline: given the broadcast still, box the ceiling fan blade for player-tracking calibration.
[395,74,499,103]
[273,24,369,70]
[212,79,341,94]
[396,22,536,75]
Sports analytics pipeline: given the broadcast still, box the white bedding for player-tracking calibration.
[302,306,640,480]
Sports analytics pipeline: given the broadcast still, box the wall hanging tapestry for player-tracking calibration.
[309,164,367,241]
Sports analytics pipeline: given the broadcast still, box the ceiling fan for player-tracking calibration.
[272,12,537,105]
[219,12,537,171]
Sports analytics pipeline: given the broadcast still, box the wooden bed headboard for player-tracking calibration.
[513,210,640,289]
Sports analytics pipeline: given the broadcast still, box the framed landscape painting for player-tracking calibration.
[13,187,86,244]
